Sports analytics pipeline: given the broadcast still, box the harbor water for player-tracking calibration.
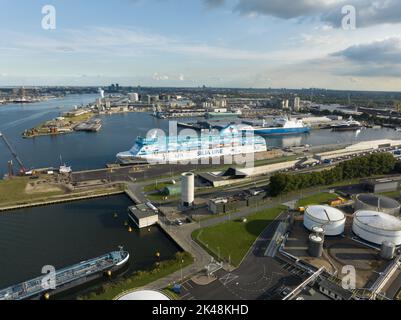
[2,94,401,176]
[0,194,181,296]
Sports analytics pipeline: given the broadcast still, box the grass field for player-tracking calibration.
[83,252,193,300]
[0,178,63,207]
[0,177,125,208]
[143,181,174,193]
[296,192,339,207]
[192,205,287,267]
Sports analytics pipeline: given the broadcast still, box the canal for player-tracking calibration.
[0,194,181,297]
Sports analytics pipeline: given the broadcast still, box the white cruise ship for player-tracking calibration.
[116,125,267,164]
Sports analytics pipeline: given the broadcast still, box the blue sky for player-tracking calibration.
[1,0,401,90]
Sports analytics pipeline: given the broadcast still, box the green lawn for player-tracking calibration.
[296,192,339,207]
[143,181,174,193]
[0,178,63,207]
[82,252,193,300]
[192,205,287,267]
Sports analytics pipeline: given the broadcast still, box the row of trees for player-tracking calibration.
[269,153,397,196]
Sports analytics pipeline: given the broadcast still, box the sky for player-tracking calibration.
[1,0,401,90]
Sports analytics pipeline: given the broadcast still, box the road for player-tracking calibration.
[178,211,303,300]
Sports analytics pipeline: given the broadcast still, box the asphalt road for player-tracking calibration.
[179,212,304,300]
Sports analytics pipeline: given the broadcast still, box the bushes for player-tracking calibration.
[269,153,396,196]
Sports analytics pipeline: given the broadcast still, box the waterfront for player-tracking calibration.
[0,194,180,296]
[2,94,401,177]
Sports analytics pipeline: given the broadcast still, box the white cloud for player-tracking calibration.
[234,0,401,28]
[152,72,169,81]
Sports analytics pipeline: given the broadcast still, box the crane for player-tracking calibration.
[0,131,27,175]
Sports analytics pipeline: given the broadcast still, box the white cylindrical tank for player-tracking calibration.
[354,194,400,216]
[353,210,401,245]
[309,234,324,258]
[381,241,396,260]
[303,205,346,236]
[181,172,195,207]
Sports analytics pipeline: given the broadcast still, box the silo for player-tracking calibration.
[309,234,324,258]
[304,205,346,236]
[353,210,401,245]
[354,194,400,216]
[380,241,396,260]
[181,172,195,207]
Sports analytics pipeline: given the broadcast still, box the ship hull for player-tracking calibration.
[118,144,267,164]
[254,127,310,135]
[331,126,362,132]
[0,251,130,301]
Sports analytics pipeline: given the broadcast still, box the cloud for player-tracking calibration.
[0,26,278,61]
[234,0,401,28]
[332,37,401,64]
[152,72,169,81]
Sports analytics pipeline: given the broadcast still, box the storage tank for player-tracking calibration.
[380,241,396,260]
[181,172,195,207]
[354,194,400,216]
[353,210,401,245]
[309,234,324,258]
[304,205,346,236]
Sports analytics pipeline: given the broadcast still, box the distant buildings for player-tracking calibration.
[128,93,139,102]
[294,97,301,111]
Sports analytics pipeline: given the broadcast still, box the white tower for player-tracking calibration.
[181,172,195,207]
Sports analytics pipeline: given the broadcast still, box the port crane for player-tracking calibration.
[0,131,27,175]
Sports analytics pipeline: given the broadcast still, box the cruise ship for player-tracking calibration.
[116,125,267,164]
[239,117,310,135]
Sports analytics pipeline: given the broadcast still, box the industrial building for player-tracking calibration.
[198,161,298,187]
[208,189,267,214]
[354,194,400,216]
[352,210,401,245]
[315,139,401,162]
[361,176,401,194]
[303,205,346,236]
[128,203,159,229]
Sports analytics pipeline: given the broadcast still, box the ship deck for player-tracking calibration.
[0,250,129,300]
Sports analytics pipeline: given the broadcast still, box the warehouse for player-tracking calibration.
[354,194,400,216]
[315,139,401,162]
[361,176,401,193]
[352,210,401,245]
[303,205,346,236]
[198,160,298,187]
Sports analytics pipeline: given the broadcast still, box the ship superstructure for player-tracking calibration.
[117,125,267,164]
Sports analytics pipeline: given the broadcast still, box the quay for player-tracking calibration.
[0,190,124,212]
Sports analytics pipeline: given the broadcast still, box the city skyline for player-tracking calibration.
[1,0,401,90]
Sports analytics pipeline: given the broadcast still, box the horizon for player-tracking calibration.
[1,1,401,90]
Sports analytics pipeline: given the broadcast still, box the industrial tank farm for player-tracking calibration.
[352,210,401,245]
[303,205,346,236]
[354,194,400,216]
